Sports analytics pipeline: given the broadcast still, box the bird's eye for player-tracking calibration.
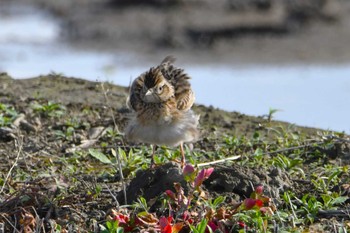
[158,85,164,92]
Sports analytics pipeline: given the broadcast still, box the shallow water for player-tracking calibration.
[0,4,349,134]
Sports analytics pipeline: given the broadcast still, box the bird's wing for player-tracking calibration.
[127,74,145,112]
[159,57,195,111]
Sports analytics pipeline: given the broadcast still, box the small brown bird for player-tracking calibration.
[125,56,199,167]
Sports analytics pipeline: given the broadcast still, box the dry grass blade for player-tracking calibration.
[100,82,128,204]
[197,155,241,167]
[0,213,20,233]
[100,82,120,134]
[0,136,23,194]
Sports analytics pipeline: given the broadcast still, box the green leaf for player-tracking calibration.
[197,218,208,233]
[212,196,225,208]
[118,147,127,161]
[254,148,264,157]
[190,219,208,233]
[331,196,348,205]
[111,148,117,157]
[55,223,62,233]
[116,227,124,233]
[106,221,113,230]
[89,149,112,164]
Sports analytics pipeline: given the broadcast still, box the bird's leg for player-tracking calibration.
[150,144,157,168]
[180,142,186,167]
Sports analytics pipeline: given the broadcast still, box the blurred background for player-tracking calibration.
[0,0,349,133]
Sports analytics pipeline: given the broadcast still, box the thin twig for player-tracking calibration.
[0,136,23,194]
[318,209,350,219]
[100,82,128,204]
[31,207,45,233]
[266,142,324,156]
[105,184,120,207]
[114,148,127,205]
[286,192,298,225]
[0,214,20,233]
[100,82,119,133]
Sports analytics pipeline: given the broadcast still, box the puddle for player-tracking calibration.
[0,4,349,134]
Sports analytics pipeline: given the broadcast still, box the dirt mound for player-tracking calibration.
[119,162,293,206]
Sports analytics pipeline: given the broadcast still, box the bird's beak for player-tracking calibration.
[145,89,153,97]
[144,89,157,102]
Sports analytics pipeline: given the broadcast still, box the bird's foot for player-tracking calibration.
[168,158,186,169]
[150,159,158,169]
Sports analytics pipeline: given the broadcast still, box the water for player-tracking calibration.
[188,65,350,133]
[0,4,58,43]
[0,4,349,134]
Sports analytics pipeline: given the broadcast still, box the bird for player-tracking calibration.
[124,56,199,167]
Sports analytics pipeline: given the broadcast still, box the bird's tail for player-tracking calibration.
[161,55,176,64]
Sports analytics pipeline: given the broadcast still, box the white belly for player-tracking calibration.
[125,111,199,146]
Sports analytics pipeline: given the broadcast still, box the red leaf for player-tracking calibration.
[159,216,173,233]
[165,190,176,200]
[194,169,205,187]
[206,221,219,232]
[243,198,257,210]
[255,199,263,207]
[113,214,129,224]
[255,185,263,195]
[238,221,246,228]
[194,167,214,188]
[162,224,172,233]
[204,167,214,178]
[183,164,195,176]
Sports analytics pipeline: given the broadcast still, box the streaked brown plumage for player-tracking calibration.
[125,56,199,166]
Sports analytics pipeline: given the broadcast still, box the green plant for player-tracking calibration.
[32,101,65,117]
[271,154,305,177]
[132,197,150,213]
[204,196,225,210]
[117,147,148,175]
[189,219,209,233]
[263,108,281,122]
[320,193,347,210]
[101,220,124,233]
[0,103,18,126]
[106,127,123,140]
[311,166,344,194]
[298,194,323,224]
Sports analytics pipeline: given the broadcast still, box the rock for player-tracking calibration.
[0,127,16,141]
[13,114,26,127]
[88,126,107,139]
[13,114,37,133]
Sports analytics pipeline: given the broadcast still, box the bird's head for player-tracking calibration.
[141,67,174,103]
